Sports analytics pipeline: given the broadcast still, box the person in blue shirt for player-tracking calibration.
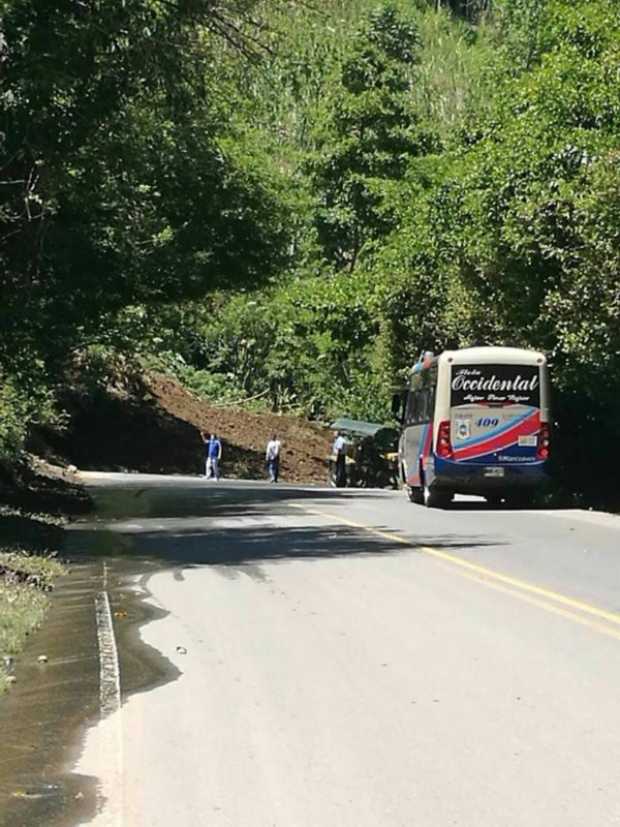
[201,431,222,480]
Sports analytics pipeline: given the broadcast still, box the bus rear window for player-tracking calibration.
[451,364,540,407]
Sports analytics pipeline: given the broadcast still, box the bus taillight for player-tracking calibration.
[436,420,454,459]
[537,423,550,461]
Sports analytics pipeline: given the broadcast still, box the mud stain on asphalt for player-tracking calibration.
[212,561,269,583]
[104,561,181,701]
[0,479,302,826]
[0,564,101,827]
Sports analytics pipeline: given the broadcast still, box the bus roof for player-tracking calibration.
[439,346,546,366]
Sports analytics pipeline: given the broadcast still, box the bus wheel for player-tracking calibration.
[485,495,503,507]
[423,484,436,507]
[507,492,536,509]
[407,486,423,504]
[423,479,451,508]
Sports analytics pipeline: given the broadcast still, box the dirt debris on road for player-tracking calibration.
[32,373,333,485]
[146,374,331,485]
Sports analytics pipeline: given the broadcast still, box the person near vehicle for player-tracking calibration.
[265,434,281,483]
[332,431,347,488]
[202,431,222,480]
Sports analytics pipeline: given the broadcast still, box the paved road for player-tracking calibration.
[66,473,620,827]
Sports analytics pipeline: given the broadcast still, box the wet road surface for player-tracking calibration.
[4,473,620,826]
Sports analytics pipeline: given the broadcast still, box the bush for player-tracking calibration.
[0,372,59,465]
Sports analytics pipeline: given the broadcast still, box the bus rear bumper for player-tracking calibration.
[432,458,549,497]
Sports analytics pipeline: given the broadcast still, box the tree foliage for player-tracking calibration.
[2,0,620,503]
[308,4,434,270]
[184,0,620,501]
[0,0,291,460]
[0,0,290,360]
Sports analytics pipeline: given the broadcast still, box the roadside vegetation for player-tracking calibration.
[0,537,66,695]
[1,0,619,506]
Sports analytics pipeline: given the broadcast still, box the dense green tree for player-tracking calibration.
[433,0,491,21]
[370,0,620,499]
[0,0,292,459]
[2,0,620,503]
[0,0,289,368]
[308,4,436,270]
[178,268,384,418]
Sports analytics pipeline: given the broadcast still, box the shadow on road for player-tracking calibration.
[66,522,501,570]
[444,501,527,513]
[65,480,502,571]
[87,480,381,521]
[444,502,576,515]
[0,512,64,551]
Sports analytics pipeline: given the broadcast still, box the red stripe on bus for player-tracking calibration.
[422,423,434,466]
[453,411,540,462]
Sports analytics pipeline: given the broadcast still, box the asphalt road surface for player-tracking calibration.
[66,473,620,827]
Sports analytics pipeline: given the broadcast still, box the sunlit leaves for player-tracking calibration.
[308,3,430,270]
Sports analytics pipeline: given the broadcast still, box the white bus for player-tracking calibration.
[393,347,551,507]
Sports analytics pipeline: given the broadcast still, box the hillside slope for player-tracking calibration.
[32,374,332,486]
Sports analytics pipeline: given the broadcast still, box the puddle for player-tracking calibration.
[2,774,97,826]
[0,479,313,826]
[0,561,101,827]
[212,562,270,583]
[0,503,181,826]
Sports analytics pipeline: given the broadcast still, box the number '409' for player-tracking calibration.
[476,417,499,428]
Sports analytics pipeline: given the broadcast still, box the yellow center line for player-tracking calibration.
[290,504,620,634]
[435,558,620,642]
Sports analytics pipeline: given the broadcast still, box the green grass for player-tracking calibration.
[0,549,66,694]
[414,8,498,137]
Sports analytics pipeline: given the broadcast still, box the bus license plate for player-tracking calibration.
[518,435,537,447]
[484,467,504,478]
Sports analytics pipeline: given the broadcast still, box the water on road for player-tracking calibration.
[4,474,620,827]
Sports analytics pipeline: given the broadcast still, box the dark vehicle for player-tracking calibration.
[328,418,399,489]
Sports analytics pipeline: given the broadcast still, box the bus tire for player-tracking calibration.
[423,484,436,507]
[507,492,537,509]
[422,477,451,508]
[431,492,453,508]
[485,495,503,506]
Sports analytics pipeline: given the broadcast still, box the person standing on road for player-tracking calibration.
[332,431,347,488]
[202,432,222,480]
[265,434,281,483]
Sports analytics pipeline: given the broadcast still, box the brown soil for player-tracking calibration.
[147,374,331,484]
[30,373,332,486]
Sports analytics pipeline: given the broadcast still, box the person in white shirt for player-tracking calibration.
[332,431,347,487]
[265,434,281,483]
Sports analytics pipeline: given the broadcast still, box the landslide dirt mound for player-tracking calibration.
[147,375,331,484]
[32,374,331,485]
